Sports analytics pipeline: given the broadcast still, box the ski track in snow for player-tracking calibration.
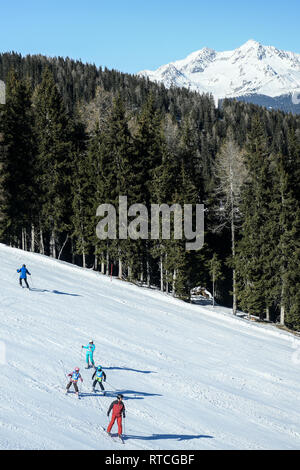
[0,243,300,450]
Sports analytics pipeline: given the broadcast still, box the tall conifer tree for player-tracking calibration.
[33,67,72,257]
[0,70,35,247]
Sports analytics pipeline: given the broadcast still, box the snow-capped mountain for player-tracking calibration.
[138,40,300,107]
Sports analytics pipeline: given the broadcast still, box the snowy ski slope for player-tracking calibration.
[0,243,299,450]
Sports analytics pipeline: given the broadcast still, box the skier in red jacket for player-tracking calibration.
[107,394,126,439]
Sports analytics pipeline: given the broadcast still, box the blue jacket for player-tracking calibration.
[92,369,106,382]
[17,266,31,279]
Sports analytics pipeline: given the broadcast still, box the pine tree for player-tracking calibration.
[275,130,300,328]
[94,95,137,278]
[85,122,107,272]
[133,94,166,286]
[0,70,35,248]
[70,120,94,267]
[150,149,177,292]
[235,116,273,319]
[33,67,72,257]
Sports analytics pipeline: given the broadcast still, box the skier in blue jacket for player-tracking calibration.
[17,264,31,288]
[81,340,95,369]
[66,367,83,399]
[92,365,106,394]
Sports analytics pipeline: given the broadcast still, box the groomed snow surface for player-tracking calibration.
[0,243,299,450]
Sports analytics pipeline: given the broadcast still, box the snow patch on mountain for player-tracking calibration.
[139,40,300,102]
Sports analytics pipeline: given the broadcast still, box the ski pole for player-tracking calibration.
[59,360,68,379]
[29,275,34,288]
[105,380,118,391]
[59,360,68,388]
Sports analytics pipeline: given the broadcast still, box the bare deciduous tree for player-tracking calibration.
[213,132,248,315]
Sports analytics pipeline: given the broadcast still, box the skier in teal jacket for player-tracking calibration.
[81,340,95,368]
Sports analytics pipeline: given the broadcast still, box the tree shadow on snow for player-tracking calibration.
[123,433,213,442]
[104,366,156,374]
[29,288,81,297]
[191,299,213,306]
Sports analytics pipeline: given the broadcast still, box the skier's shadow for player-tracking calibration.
[80,392,104,398]
[104,366,156,374]
[29,288,81,296]
[123,433,213,441]
[53,290,81,296]
[80,390,162,400]
[79,391,115,399]
[117,390,162,400]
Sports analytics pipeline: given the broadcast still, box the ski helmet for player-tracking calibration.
[97,365,102,370]
[75,367,80,372]
[117,394,123,400]
[23,264,26,267]
[89,340,93,343]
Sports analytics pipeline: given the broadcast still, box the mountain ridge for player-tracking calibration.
[138,40,300,111]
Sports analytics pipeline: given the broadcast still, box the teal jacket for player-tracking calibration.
[82,344,95,355]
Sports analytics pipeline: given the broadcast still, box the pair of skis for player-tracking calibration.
[65,390,81,399]
[102,427,125,444]
[92,389,106,395]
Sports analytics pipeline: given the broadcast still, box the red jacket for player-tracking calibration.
[108,400,125,418]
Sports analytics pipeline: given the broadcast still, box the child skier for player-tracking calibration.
[92,365,106,394]
[17,264,31,288]
[66,367,83,399]
[107,394,126,441]
[81,340,95,368]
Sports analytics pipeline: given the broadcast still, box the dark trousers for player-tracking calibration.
[19,278,29,288]
[93,380,105,391]
[66,381,79,393]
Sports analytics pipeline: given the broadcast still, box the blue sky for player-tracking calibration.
[0,0,299,73]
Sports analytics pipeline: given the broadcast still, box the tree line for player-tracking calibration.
[0,53,299,330]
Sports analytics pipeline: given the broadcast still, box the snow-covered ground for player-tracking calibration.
[0,243,299,450]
